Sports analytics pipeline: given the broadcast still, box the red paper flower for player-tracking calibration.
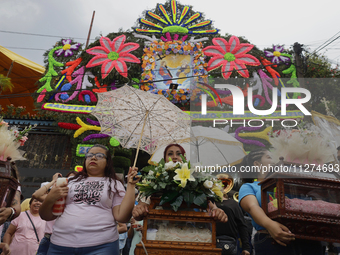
[86,35,140,78]
[203,36,260,79]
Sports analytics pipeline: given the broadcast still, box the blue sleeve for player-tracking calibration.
[238,183,256,205]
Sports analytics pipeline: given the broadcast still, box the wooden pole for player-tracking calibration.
[85,11,95,48]
[132,110,149,169]
[293,42,305,88]
[6,61,14,77]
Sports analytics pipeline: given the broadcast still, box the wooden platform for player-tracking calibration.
[135,197,222,255]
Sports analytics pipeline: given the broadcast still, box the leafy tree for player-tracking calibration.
[0,74,14,95]
[304,52,340,118]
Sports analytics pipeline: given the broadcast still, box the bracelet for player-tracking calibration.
[7,207,15,221]
[44,185,48,192]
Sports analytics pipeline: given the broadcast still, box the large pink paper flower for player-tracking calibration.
[86,35,140,78]
[203,36,260,79]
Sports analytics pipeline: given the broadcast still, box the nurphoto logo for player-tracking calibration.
[200,84,311,128]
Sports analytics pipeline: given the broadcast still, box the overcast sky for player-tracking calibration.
[1,0,340,67]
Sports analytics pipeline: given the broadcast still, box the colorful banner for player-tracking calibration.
[42,103,95,114]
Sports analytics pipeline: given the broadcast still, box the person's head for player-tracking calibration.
[66,171,77,178]
[337,146,340,161]
[82,144,113,177]
[163,144,186,163]
[70,144,118,182]
[69,144,120,197]
[241,148,272,168]
[29,198,41,214]
[241,148,273,182]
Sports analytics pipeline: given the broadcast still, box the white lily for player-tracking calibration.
[173,163,195,188]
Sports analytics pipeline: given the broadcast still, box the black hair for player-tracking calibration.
[69,144,122,197]
[241,148,268,183]
[29,197,35,205]
[337,146,340,151]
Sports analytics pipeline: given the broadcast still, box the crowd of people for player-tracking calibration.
[0,144,338,255]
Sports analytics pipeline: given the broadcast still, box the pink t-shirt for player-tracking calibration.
[51,177,125,248]
[10,210,46,255]
[45,219,55,234]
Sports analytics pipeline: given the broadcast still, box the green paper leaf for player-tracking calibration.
[109,137,120,147]
[170,195,183,212]
[186,179,198,189]
[158,158,165,167]
[159,182,167,189]
[193,193,207,208]
[160,190,179,205]
[182,190,195,207]
[141,165,155,173]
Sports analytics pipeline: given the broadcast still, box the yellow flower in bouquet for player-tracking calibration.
[173,163,195,188]
[137,156,225,211]
[211,182,224,201]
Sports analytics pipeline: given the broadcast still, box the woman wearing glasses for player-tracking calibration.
[39,144,140,255]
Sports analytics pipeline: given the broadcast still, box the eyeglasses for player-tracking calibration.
[85,153,107,160]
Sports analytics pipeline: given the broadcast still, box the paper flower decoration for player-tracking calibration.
[140,40,207,103]
[134,0,218,35]
[264,46,290,64]
[55,39,81,57]
[86,35,140,78]
[0,118,35,161]
[203,36,260,79]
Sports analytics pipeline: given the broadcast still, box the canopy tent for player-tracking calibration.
[0,45,45,115]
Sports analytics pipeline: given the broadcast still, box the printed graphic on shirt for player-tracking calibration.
[72,181,105,205]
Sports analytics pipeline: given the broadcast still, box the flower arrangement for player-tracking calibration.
[137,156,223,211]
[269,124,334,165]
[0,117,36,161]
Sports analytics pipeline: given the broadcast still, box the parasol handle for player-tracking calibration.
[132,110,149,169]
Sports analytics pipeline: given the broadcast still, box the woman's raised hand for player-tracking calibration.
[127,167,141,184]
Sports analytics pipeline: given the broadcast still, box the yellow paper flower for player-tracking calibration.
[211,186,223,200]
[173,163,195,188]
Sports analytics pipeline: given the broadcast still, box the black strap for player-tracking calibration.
[25,211,39,242]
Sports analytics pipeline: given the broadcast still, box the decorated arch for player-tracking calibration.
[34,0,313,169]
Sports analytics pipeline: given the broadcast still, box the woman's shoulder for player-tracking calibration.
[111,179,125,191]
[239,182,261,198]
